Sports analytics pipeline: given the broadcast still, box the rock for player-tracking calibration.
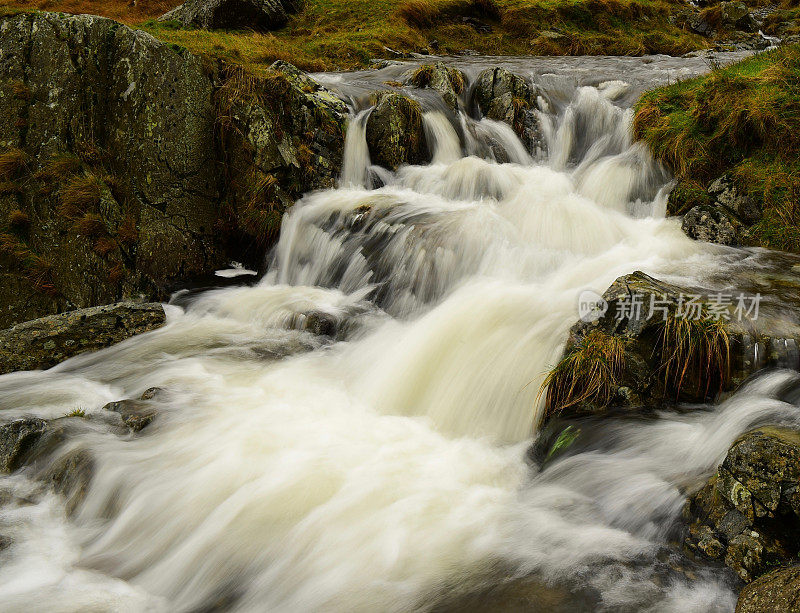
[0,13,347,326]
[365,93,429,169]
[682,204,740,246]
[684,428,800,583]
[0,418,47,472]
[690,16,714,36]
[544,269,800,421]
[160,0,301,31]
[737,565,800,612]
[0,302,165,374]
[0,13,221,327]
[102,388,163,432]
[708,175,762,225]
[404,62,466,111]
[46,447,94,515]
[222,60,347,246]
[472,68,545,153]
[720,1,757,31]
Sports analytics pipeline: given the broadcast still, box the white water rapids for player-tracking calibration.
[0,53,795,612]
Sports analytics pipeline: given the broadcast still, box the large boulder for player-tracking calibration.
[404,62,466,111]
[160,0,301,31]
[0,13,347,326]
[737,565,800,612]
[472,67,545,153]
[365,93,429,170]
[0,13,220,326]
[0,302,165,374]
[685,428,800,583]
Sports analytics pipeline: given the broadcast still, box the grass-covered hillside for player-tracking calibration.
[634,45,800,252]
[1,0,711,71]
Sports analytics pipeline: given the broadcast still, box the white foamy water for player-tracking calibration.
[0,55,780,612]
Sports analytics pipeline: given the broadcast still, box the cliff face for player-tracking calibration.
[0,12,346,328]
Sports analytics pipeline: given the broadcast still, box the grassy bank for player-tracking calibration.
[0,0,707,72]
[634,45,800,252]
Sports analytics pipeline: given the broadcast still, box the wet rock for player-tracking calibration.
[736,564,800,612]
[301,311,338,337]
[160,0,301,31]
[46,447,94,515]
[365,93,429,169]
[404,62,466,110]
[223,60,347,246]
[0,419,47,472]
[103,389,160,432]
[0,302,165,374]
[709,175,762,225]
[684,428,800,583]
[0,13,221,327]
[682,204,740,246]
[472,68,545,153]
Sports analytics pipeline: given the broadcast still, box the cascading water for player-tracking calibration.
[0,53,788,612]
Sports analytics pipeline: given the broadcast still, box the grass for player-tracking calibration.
[541,313,732,418]
[0,147,28,181]
[57,173,102,219]
[657,315,731,401]
[541,329,626,419]
[64,408,86,418]
[634,45,800,252]
[0,0,710,73]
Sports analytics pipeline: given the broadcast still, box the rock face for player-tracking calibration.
[0,302,165,374]
[404,62,466,111]
[472,67,545,153]
[0,13,346,327]
[365,93,429,169]
[161,0,301,31]
[684,428,800,583]
[737,565,800,612]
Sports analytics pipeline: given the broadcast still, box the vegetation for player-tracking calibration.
[0,0,710,72]
[65,408,86,418]
[541,329,626,420]
[634,45,800,252]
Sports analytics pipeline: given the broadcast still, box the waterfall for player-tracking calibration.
[0,56,771,613]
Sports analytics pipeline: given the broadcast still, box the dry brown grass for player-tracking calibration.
[541,329,627,419]
[0,147,28,181]
[8,208,30,232]
[58,174,102,219]
[398,0,500,28]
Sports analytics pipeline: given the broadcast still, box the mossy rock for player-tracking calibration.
[365,93,429,170]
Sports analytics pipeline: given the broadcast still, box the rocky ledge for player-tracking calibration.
[0,301,165,374]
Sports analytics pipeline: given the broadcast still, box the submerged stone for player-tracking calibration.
[0,418,47,472]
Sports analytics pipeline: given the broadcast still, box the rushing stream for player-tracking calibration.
[2,52,800,612]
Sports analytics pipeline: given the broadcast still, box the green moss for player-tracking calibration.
[635,45,800,253]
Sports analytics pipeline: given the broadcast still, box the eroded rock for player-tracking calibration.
[365,93,429,169]
[0,302,165,374]
[682,204,739,246]
[404,62,466,111]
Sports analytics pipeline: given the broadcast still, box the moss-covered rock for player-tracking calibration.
[404,62,466,111]
[365,93,428,170]
[0,302,165,374]
[160,0,302,31]
[0,13,347,326]
[685,428,800,583]
[736,564,800,612]
[472,67,545,153]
